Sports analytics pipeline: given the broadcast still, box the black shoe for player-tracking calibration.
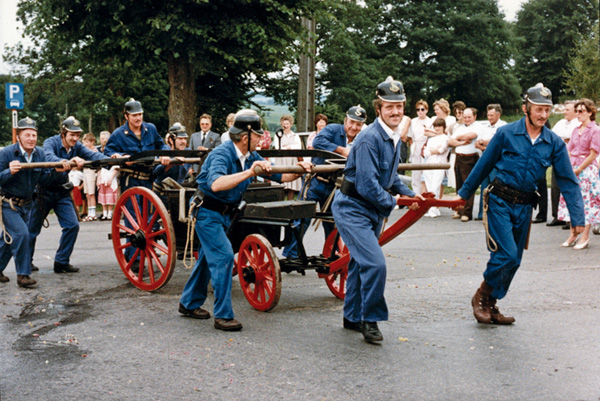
[54,262,79,273]
[361,322,383,343]
[532,218,546,224]
[214,318,243,331]
[343,317,362,332]
[474,217,483,221]
[562,222,571,230]
[546,218,566,227]
[31,263,39,272]
[179,303,210,319]
[129,261,140,274]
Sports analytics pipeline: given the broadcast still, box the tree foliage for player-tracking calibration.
[563,22,600,101]
[267,0,521,122]
[5,0,323,137]
[513,0,598,102]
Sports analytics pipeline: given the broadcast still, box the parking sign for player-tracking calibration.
[5,83,24,110]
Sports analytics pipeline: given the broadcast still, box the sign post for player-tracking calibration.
[5,83,24,144]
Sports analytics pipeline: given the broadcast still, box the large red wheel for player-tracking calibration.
[112,187,176,291]
[321,229,348,299]
[237,234,281,312]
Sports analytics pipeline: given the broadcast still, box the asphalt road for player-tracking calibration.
[1,201,599,401]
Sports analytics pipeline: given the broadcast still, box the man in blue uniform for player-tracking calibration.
[29,116,108,274]
[179,109,311,331]
[282,105,366,259]
[104,99,170,267]
[153,122,190,191]
[0,118,66,287]
[331,77,424,343]
[457,83,585,325]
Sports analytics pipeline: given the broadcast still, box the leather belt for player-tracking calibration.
[1,195,31,208]
[456,153,478,157]
[489,179,539,206]
[200,196,238,215]
[340,179,367,203]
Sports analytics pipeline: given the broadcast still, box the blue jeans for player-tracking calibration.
[28,192,79,265]
[180,207,235,319]
[0,202,34,275]
[332,191,388,323]
[483,193,532,300]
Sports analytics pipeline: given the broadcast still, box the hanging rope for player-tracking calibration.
[482,186,498,252]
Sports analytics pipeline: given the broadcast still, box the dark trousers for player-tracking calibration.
[550,168,560,219]
[534,175,548,221]
[454,154,479,219]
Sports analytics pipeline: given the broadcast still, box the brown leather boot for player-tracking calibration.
[471,281,493,324]
[0,273,9,283]
[489,298,515,325]
[17,275,37,288]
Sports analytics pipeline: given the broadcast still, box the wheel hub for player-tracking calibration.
[129,229,147,250]
[242,266,256,283]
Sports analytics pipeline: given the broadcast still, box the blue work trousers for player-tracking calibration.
[331,192,388,323]
[120,176,153,262]
[28,192,79,265]
[0,203,33,275]
[282,177,335,258]
[484,193,532,300]
[180,207,235,319]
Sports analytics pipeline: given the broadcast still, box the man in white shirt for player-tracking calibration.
[547,100,581,226]
[449,107,480,221]
[474,104,507,220]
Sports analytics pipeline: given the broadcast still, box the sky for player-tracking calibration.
[0,0,526,75]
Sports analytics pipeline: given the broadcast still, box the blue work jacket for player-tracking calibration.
[458,117,585,226]
[43,135,109,187]
[153,148,191,185]
[312,124,346,165]
[104,121,169,157]
[343,118,415,217]
[198,140,282,204]
[0,144,52,199]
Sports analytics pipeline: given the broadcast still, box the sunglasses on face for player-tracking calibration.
[417,108,427,111]
[575,109,587,113]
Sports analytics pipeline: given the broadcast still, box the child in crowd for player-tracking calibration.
[423,118,450,218]
[97,131,118,220]
[68,167,86,218]
[81,133,99,221]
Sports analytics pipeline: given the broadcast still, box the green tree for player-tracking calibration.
[268,0,521,122]
[513,0,598,102]
[6,0,324,135]
[563,22,600,101]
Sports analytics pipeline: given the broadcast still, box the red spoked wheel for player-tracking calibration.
[112,187,176,291]
[321,229,348,300]
[237,234,281,312]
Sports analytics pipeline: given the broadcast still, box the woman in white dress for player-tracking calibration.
[272,115,302,200]
[409,100,432,192]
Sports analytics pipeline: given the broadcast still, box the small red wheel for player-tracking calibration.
[237,234,281,312]
[322,229,348,300]
[112,187,176,291]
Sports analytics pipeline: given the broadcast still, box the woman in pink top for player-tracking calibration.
[558,98,600,249]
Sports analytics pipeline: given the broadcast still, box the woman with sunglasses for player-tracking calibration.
[558,98,600,250]
[409,100,432,192]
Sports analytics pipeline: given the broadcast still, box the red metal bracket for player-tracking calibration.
[329,193,466,272]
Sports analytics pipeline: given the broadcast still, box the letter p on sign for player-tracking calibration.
[5,83,24,110]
